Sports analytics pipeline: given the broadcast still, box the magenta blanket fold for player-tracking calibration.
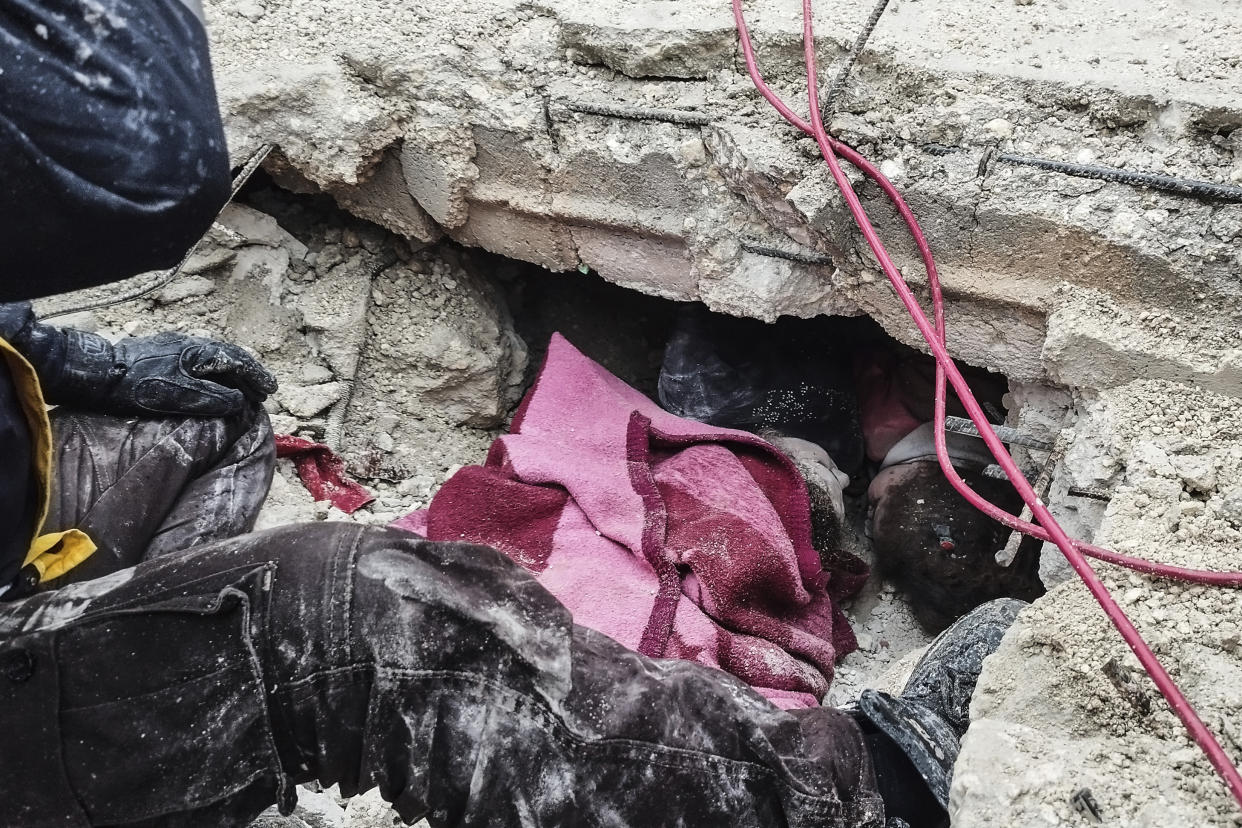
[392,334,868,708]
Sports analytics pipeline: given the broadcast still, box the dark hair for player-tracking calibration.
[870,462,1044,633]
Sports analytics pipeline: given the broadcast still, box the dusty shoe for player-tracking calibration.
[857,598,1027,809]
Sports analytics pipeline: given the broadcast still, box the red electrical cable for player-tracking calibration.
[730,0,1242,808]
[730,0,1242,589]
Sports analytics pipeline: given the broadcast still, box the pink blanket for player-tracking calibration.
[393,334,868,708]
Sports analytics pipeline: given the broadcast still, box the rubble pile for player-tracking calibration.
[957,381,1242,826]
[36,189,522,531]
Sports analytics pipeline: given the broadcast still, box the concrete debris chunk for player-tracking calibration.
[204,0,1242,389]
[275,382,345,419]
[221,203,309,260]
[954,379,1242,826]
[155,275,217,304]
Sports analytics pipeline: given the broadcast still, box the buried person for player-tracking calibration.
[659,309,1045,633]
[867,438,1044,632]
[855,344,1045,632]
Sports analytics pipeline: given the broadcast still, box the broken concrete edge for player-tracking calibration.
[211,0,1242,364]
[223,132,1240,407]
[245,127,1242,403]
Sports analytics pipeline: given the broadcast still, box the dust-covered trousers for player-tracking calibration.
[0,407,884,827]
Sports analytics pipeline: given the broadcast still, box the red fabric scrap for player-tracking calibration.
[274,434,374,514]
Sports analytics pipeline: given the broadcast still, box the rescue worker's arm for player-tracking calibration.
[0,302,277,417]
[0,0,230,301]
[0,295,272,597]
[0,312,37,597]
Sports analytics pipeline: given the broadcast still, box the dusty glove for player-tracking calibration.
[1,302,277,417]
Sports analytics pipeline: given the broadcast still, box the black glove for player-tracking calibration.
[0,302,277,417]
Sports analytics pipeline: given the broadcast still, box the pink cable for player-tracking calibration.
[820,152,1242,589]
[730,0,1242,588]
[731,0,1242,807]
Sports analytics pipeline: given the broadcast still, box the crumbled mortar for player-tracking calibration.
[954,379,1242,826]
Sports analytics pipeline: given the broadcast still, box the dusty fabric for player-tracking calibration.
[853,346,1009,465]
[0,345,44,588]
[658,307,865,475]
[0,402,884,826]
[274,434,374,514]
[395,334,869,708]
[0,334,95,591]
[0,523,885,827]
[0,306,40,588]
[0,404,277,824]
[39,404,274,587]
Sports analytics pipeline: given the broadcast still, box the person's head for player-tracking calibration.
[869,461,1044,633]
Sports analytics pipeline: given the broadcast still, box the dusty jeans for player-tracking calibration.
[0,409,884,827]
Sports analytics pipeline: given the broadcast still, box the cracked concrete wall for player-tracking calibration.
[205,0,1242,395]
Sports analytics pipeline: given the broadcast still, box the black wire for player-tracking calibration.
[823,0,893,118]
[40,143,276,322]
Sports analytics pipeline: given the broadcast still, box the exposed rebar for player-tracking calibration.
[943,414,1053,452]
[555,99,711,128]
[740,240,834,266]
[996,152,1242,203]
[822,0,893,117]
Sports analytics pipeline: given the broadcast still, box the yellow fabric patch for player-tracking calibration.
[0,338,96,582]
[25,530,97,581]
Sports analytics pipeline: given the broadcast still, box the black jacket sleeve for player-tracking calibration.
[0,304,38,591]
[0,0,231,301]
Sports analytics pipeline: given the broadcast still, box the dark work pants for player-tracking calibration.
[0,410,884,827]
[42,406,278,584]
